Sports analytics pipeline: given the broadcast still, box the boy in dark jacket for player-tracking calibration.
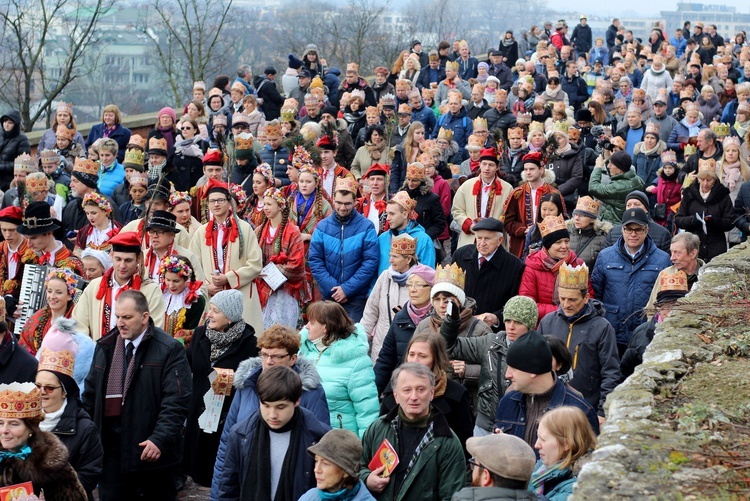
[218,365,330,500]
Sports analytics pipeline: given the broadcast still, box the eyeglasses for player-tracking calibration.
[208,198,228,204]
[148,230,168,236]
[622,226,646,234]
[334,200,353,207]
[260,352,291,361]
[468,458,484,471]
[406,282,431,289]
[35,384,62,393]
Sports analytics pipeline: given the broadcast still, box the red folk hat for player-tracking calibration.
[109,231,142,254]
[0,206,23,225]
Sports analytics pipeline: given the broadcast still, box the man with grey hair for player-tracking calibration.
[681,128,721,180]
[645,232,703,313]
[234,64,255,95]
[359,362,465,500]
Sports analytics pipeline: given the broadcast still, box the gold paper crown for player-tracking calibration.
[38,347,76,377]
[661,150,677,164]
[366,106,379,118]
[529,122,545,134]
[495,89,508,100]
[467,134,484,147]
[660,270,689,292]
[128,134,147,150]
[73,157,99,176]
[235,132,254,151]
[57,102,73,115]
[517,112,532,125]
[645,122,660,136]
[335,176,358,195]
[208,87,223,98]
[552,101,566,114]
[283,98,299,110]
[148,137,168,152]
[574,196,601,216]
[55,126,76,141]
[130,172,148,186]
[123,148,145,167]
[390,234,417,255]
[445,61,459,71]
[389,190,417,213]
[473,117,488,131]
[420,88,434,99]
[697,158,717,177]
[683,144,698,157]
[437,128,453,141]
[398,103,412,115]
[434,262,465,290]
[346,62,359,73]
[538,215,566,237]
[549,121,569,136]
[280,108,296,123]
[14,153,36,173]
[558,262,589,290]
[395,79,412,90]
[406,162,426,180]
[265,121,282,138]
[26,172,48,193]
[632,88,646,100]
[0,382,42,419]
[507,127,525,139]
[39,149,59,164]
[711,122,730,137]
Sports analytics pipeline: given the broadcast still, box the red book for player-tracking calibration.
[0,481,35,500]
[368,438,399,477]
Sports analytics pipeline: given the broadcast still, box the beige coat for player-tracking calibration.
[360,270,409,364]
[189,218,263,335]
[72,277,165,340]
[451,176,513,248]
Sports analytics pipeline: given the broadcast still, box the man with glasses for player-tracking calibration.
[210,324,330,498]
[591,207,670,356]
[309,177,378,321]
[190,149,226,224]
[141,210,204,285]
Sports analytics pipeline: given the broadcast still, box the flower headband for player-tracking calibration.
[229,184,248,206]
[169,191,192,206]
[255,163,274,182]
[292,145,315,170]
[159,255,193,280]
[82,192,112,215]
[263,187,287,209]
[46,268,77,296]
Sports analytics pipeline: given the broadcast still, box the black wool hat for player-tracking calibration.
[506,331,552,375]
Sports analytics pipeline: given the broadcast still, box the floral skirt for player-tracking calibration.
[262,289,301,330]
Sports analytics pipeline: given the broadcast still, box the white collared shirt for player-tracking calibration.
[322,166,335,198]
[7,243,20,278]
[125,328,148,356]
[480,180,493,217]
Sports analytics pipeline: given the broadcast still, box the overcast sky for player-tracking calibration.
[576,0,750,16]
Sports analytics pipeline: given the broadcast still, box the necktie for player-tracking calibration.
[123,342,134,391]
[39,252,51,265]
[479,256,487,268]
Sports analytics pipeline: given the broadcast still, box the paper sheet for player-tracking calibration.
[261,262,288,291]
[198,370,227,433]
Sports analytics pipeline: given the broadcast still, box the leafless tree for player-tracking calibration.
[0,0,114,131]
[137,0,234,106]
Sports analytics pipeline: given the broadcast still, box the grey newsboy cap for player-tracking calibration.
[308,429,362,478]
[466,434,536,481]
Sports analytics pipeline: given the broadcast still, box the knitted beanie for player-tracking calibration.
[158,107,177,123]
[502,296,539,330]
[210,289,244,323]
[506,331,552,375]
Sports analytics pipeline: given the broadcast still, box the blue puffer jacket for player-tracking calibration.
[216,407,330,501]
[376,220,436,276]
[259,144,291,186]
[96,160,125,197]
[309,211,379,303]
[299,324,379,438]
[591,236,671,345]
[432,108,473,148]
[411,101,437,136]
[210,357,330,500]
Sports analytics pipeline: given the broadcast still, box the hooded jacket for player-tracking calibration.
[588,166,645,224]
[433,107,473,148]
[0,110,30,190]
[550,142,584,197]
[252,74,284,120]
[538,300,621,415]
[566,218,613,270]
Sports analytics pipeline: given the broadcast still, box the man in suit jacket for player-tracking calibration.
[452,218,524,330]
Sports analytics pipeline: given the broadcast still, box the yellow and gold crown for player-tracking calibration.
[406,162,426,180]
[558,262,589,290]
[128,134,147,150]
[0,382,42,419]
[574,196,601,216]
[14,153,36,173]
[434,263,465,290]
[389,190,417,213]
[235,132,254,151]
[549,120,569,137]
[445,61,459,71]
[39,149,59,164]
[538,214,567,237]
[529,122,545,134]
[335,176,358,196]
[123,148,145,167]
[390,234,416,255]
[265,120,282,138]
[148,137,168,152]
[26,172,49,193]
[437,128,453,142]
[73,157,99,176]
[280,108,296,123]
[711,122,730,137]
[38,347,76,377]
[684,144,698,157]
[507,127,525,139]
[473,117,488,131]
[55,126,76,141]
[660,270,689,292]
[494,89,508,100]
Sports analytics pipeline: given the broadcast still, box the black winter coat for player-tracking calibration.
[0,332,37,384]
[82,321,192,474]
[675,181,734,262]
[733,179,750,239]
[0,110,31,191]
[373,306,417,393]
[620,316,656,381]
[484,108,517,139]
[85,123,132,163]
[550,143,584,199]
[184,322,258,487]
[253,75,284,121]
[51,397,103,499]
[452,244,524,326]
[403,181,446,240]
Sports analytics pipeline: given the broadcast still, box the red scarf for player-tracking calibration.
[472,177,503,218]
[204,216,239,247]
[145,243,174,279]
[96,268,143,335]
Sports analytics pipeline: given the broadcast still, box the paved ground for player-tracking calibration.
[178,478,210,500]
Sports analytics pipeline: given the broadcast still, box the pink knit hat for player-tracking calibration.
[409,264,436,286]
[158,107,177,123]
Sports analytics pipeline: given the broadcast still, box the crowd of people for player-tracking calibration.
[0,13,746,501]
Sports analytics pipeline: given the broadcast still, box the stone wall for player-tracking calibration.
[572,241,750,499]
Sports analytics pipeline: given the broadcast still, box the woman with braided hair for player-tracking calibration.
[73,192,122,254]
[246,163,274,228]
[159,254,206,347]
[254,187,309,330]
